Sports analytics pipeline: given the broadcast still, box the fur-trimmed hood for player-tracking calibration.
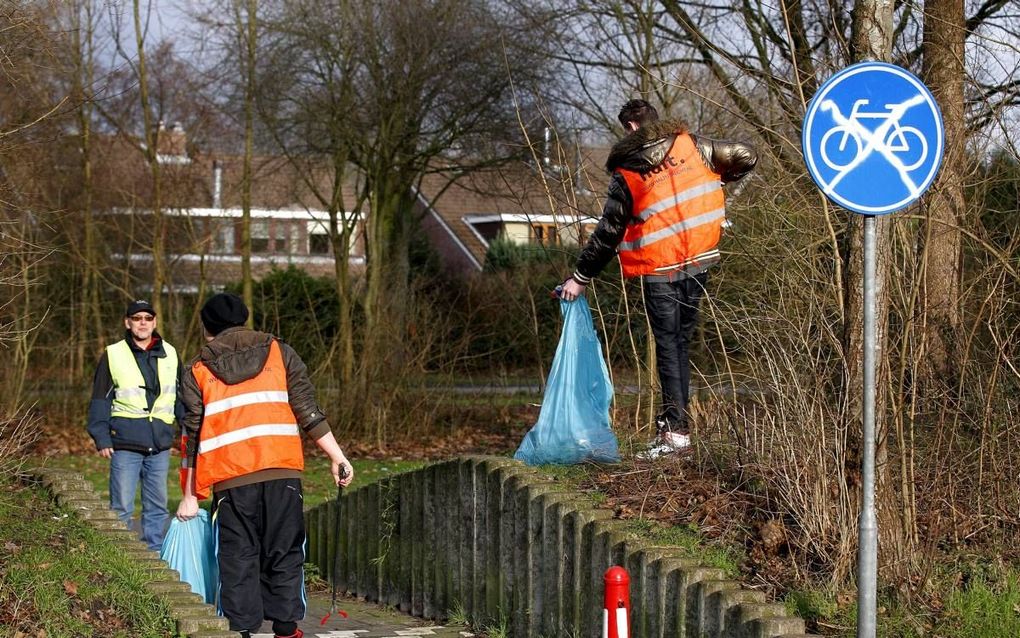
[606,118,690,173]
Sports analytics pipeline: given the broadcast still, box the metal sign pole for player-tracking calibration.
[801,60,943,638]
[856,214,878,638]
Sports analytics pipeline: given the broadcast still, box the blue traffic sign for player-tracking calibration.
[802,62,943,215]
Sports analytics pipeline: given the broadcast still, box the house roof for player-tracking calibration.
[415,144,612,268]
[91,133,364,214]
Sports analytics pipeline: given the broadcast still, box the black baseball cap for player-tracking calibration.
[125,299,156,317]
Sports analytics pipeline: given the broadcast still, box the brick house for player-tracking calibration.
[99,124,609,286]
[98,122,365,290]
[415,143,611,274]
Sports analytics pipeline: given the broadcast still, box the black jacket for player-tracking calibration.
[179,326,331,490]
[86,331,184,454]
[572,119,758,283]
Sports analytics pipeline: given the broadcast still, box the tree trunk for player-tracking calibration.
[133,0,165,316]
[363,175,413,375]
[329,207,355,391]
[71,0,105,374]
[847,0,899,576]
[239,0,257,323]
[918,0,965,379]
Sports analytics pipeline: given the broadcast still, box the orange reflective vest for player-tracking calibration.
[185,339,303,500]
[616,133,725,278]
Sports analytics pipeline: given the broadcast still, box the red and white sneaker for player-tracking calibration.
[636,432,691,460]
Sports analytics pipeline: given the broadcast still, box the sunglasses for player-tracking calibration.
[129,314,155,322]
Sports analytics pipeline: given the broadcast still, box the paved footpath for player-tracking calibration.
[253,591,476,638]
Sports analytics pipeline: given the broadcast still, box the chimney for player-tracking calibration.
[212,160,223,209]
[156,121,187,159]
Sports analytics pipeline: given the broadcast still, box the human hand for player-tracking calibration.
[98,448,113,459]
[559,278,587,301]
[332,456,354,487]
[176,495,199,521]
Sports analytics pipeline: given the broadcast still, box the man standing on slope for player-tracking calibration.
[87,299,183,551]
[176,293,355,638]
[559,99,758,459]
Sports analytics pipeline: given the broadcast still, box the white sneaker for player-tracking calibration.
[636,432,691,460]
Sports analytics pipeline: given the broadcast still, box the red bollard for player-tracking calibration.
[602,565,631,638]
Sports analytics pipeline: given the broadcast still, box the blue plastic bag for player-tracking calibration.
[514,297,620,465]
[159,509,218,604]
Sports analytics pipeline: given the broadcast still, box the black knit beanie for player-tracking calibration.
[200,293,249,336]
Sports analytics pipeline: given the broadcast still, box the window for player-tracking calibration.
[273,220,289,253]
[251,220,270,253]
[530,223,560,246]
[308,221,331,255]
[188,218,207,251]
[215,220,235,254]
[290,222,305,255]
[188,218,234,254]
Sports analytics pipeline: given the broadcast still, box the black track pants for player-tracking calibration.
[214,478,305,632]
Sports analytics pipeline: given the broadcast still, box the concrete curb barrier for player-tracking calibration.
[305,456,817,638]
[23,467,237,638]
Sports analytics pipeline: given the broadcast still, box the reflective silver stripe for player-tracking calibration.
[113,406,148,415]
[652,249,721,272]
[204,391,290,417]
[114,387,146,400]
[619,208,725,252]
[198,423,300,454]
[160,385,177,395]
[635,182,722,221]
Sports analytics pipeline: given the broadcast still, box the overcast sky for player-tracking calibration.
[105,0,1017,156]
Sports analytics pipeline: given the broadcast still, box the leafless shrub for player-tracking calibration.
[0,411,40,482]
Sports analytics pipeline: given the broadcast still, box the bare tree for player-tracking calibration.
[535,0,1019,587]
[258,0,553,390]
[0,1,68,410]
[128,0,167,317]
[235,0,257,324]
[68,0,107,373]
[917,0,966,377]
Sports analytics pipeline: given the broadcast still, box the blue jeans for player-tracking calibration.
[109,449,170,551]
[643,272,708,435]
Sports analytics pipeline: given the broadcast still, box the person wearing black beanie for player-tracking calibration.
[178,293,354,638]
[200,292,249,336]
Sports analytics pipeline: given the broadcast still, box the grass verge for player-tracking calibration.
[0,480,176,637]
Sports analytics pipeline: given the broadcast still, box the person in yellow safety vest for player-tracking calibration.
[560,99,758,460]
[175,293,354,638]
[86,299,185,551]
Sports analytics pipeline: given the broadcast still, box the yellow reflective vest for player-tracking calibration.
[107,339,178,424]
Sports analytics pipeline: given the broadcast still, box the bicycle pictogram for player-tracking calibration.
[802,62,943,215]
[818,98,928,172]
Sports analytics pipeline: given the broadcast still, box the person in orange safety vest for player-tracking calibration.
[560,99,757,460]
[175,293,354,638]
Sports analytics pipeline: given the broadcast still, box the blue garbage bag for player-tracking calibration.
[514,296,620,465]
[159,509,218,604]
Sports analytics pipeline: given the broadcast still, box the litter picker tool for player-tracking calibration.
[320,466,349,625]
